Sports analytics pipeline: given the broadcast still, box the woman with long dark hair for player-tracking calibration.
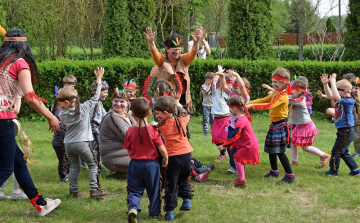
[0,28,61,216]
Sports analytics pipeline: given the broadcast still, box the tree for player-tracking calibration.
[127,0,155,58]
[325,17,337,32]
[342,0,360,61]
[227,0,274,60]
[102,0,132,58]
[272,0,291,34]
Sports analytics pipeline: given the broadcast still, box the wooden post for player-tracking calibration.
[299,27,304,61]
[56,28,63,57]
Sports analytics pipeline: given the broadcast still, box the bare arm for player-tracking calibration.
[203,39,211,55]
[18,69,59,132]
[13,97,21,115]
[158,145,168,167]
[321,73,333,100]
[216,71,231,95]
[329,73,341,102]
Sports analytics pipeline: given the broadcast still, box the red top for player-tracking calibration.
[0,59,30,119]
[158,116,193,156]
[222,115,259,165]
[124,125,164,160]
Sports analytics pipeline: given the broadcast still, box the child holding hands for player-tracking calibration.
[218,95,259,187]
[154,96,193,221]
[320,73,360,177]
[247,68,296,183]
[124,97,168,222]
[289,80,330,167]
[58,67,108,197]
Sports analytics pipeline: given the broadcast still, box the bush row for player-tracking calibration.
[19,58,360,118]
[208,45,345,61]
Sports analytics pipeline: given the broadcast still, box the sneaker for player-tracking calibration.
[279,175,296,183]
[100,165,109,172]
[204,164,215,170]
[36,198,61,216]
[179,199,191,211]
[164,211,174,221]
[195,172,209,183]
[319,153,331,168]
[321,169,338,177]
[11,192,28,200]
[203,130,208,136]
[214,154,227,162]
[90,189,108,198]
[290,161,299,166]
[263,170,280,178]
[197,167,211,173]
[352,152,360,158]
[128,208,138,223]
[227,167,237,174]
[348,169,360,176]
[0,194,10,200]
[232,179,247,187]
[59,175,69,183]
[69,190,83,198]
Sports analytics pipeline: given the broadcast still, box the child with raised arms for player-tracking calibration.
[57,67,108,197]
[124,97,168,222]
[211,65,231,162]
[218,69,250,173]
[289,80,330,167]
[218,95,259,187]
[154,96,193,221]
[247,67,296,183]
[320,73,360,177]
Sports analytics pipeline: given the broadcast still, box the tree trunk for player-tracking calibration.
[298,27,304,61]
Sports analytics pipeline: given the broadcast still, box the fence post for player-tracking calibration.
[56,28,63,57]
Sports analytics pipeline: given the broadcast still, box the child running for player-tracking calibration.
[154,96,193,221]
[218,95,259,187]
[124,97,168,222]
[247,67,296,183]
[320,73,360,177]
[58,67,108,197]
[289,80,330,167]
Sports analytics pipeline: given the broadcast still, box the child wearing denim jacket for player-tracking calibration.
[320,73,360,177]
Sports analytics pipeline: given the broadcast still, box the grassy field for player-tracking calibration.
[1,112,360,223]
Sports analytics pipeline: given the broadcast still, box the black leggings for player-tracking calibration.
[269,153,293,174]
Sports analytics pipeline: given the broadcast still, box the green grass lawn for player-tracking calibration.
[1,112,360,223]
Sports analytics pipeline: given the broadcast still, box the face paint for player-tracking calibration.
[157,116,162,120]
[233,89,238,93]
[120,103,126,108]
[102,94,108,98]
[273,85,279,89]
[171,50,181,54]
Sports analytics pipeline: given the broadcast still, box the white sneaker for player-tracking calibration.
[11,192,28,200]
[36,198,61,216]
[227,167,237,174]
[0,194,10,200]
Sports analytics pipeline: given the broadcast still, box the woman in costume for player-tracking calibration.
[0,27,61,216]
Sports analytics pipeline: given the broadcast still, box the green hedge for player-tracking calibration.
[208,45,345,61]
[19,58,360,118]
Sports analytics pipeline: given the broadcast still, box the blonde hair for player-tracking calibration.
[56,86,78,102]
[241,77,250,88]
[275,68,290,81]
[63,74,76,85]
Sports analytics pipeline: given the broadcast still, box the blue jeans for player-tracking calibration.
[0,119,45,204]
[202,106,214,132]
[127,159,160,216]
[329,127,359,172]
[227,126,238,169]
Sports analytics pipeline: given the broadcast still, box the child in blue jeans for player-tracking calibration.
[124,97,168,222]
[201,72,215,135]
[320,73,360,176]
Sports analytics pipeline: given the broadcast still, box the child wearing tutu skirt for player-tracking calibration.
[289,80,330,167]
[218,95,259,187]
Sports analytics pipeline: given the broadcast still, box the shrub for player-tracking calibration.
[19,58,360,118]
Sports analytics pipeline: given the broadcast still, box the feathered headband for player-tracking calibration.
[114,87,125,98]
[356,77,360,85]
[103,80,109,89]
[0,25,27,41]
[55,86,61,97]
[124,79,136,90]
[172,37,181,47]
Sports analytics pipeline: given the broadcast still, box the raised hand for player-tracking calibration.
[320,73,329,85]
[217,65,225,73]
[329,73,337,83]
[191,27,204,43]
[317,90,325,98]
[94,67,104,80]
[144,27,156,43]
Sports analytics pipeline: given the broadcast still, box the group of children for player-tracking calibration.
[201,66,360,187]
